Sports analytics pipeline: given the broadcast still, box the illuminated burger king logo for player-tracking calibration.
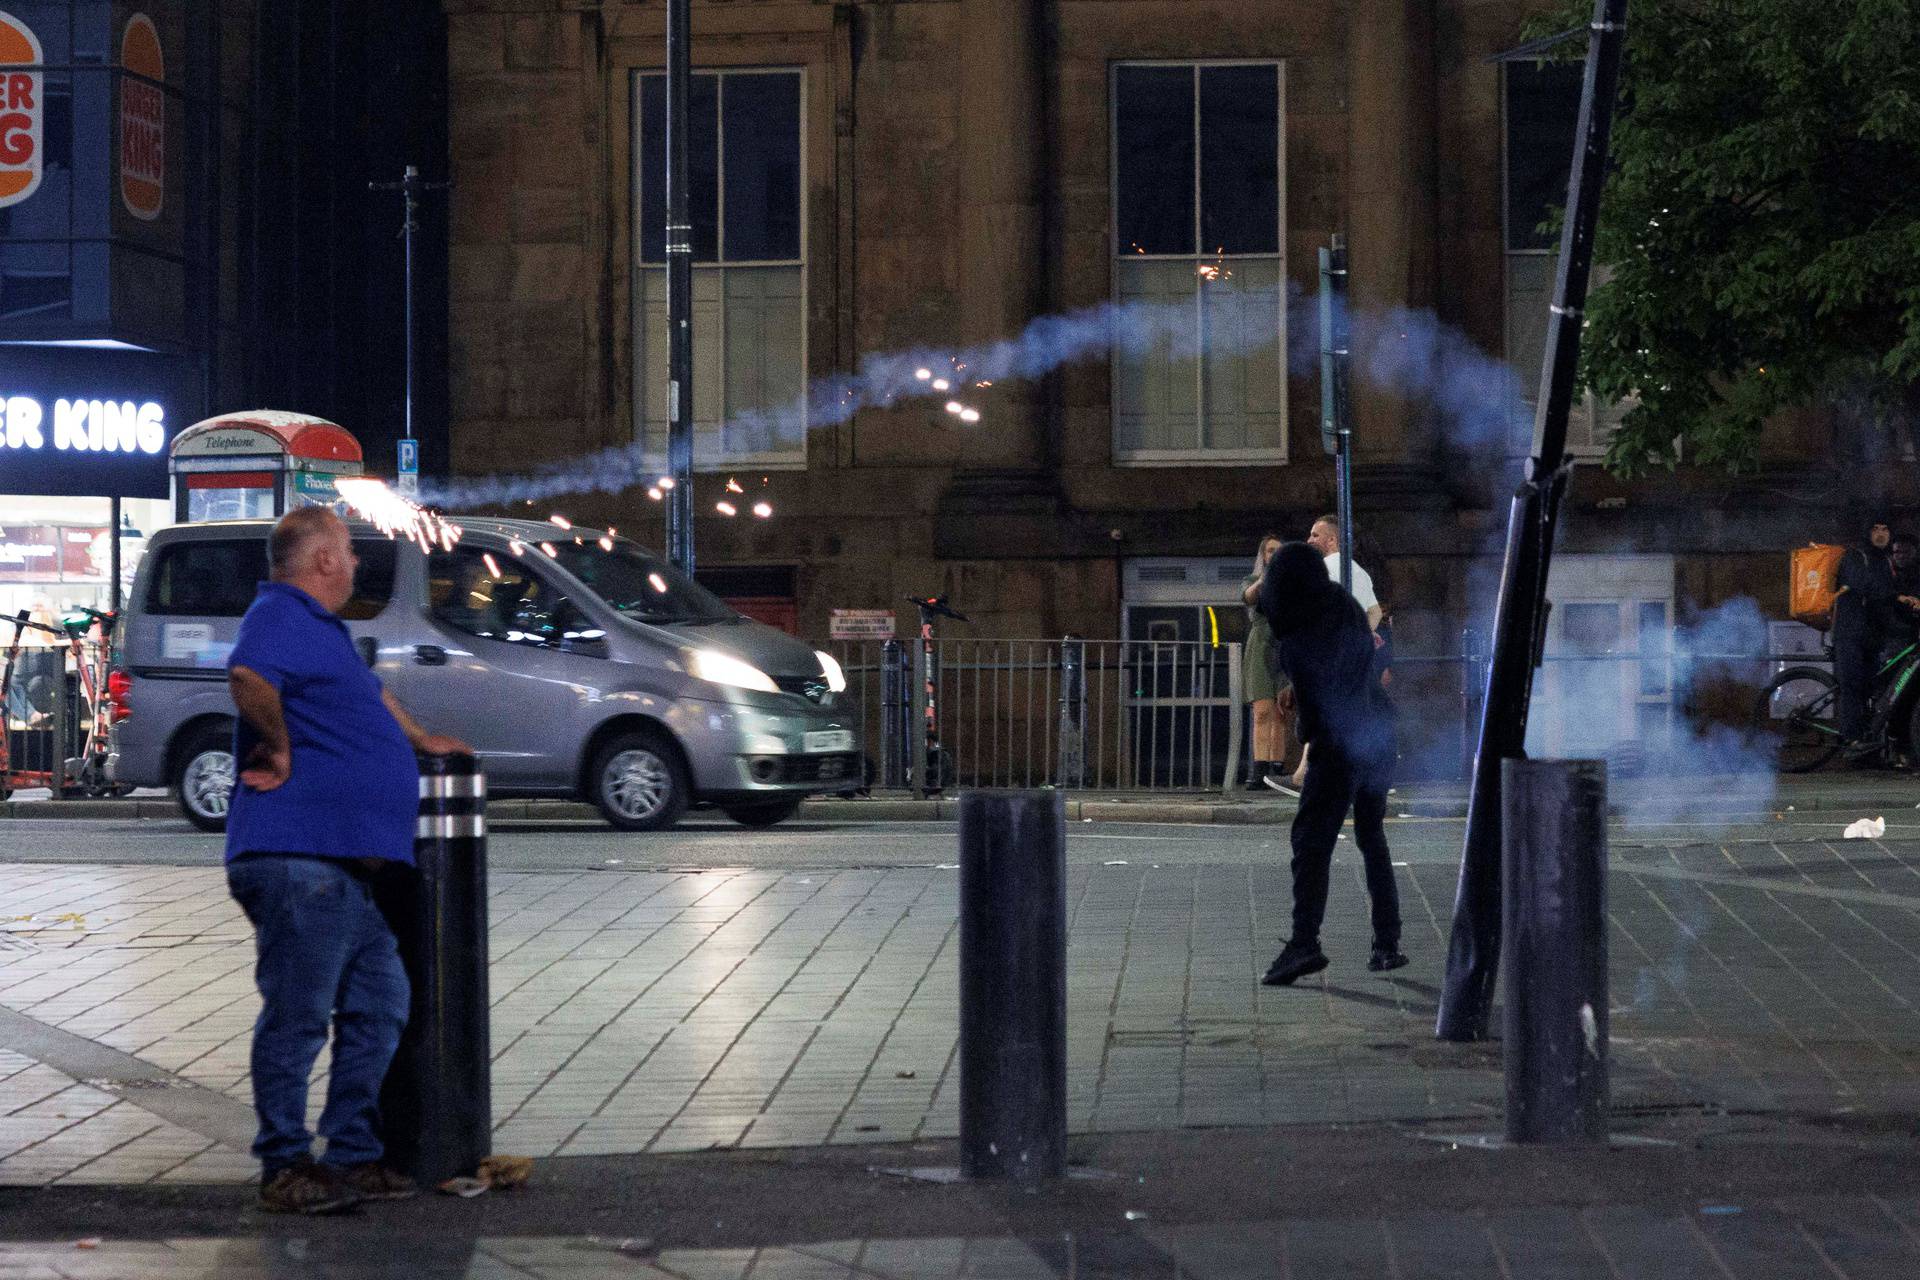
[0,8,42,210]
[121,13,164,220]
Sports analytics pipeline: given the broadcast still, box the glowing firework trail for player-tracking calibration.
[423,283,1521,508]
[335,478,464,551]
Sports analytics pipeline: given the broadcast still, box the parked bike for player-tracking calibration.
[1753,635,1920,772]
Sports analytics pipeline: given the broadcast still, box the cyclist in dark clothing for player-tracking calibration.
[1871,533,1920,649]
[1834,519,1894,751]
[1254,542,1404,985]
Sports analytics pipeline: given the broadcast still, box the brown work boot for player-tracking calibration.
[336,1161,419,1201]
[259,1159,362,1215]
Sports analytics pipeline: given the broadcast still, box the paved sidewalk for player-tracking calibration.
[4,830,1920,1187]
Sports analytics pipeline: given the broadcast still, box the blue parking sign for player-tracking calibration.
[397,438,419,474]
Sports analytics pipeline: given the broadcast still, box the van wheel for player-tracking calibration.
[722,797,804,828]
[591,730,689,831]
[175,725,235,833]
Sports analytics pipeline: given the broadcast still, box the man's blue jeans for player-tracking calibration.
[228,854,409,1176]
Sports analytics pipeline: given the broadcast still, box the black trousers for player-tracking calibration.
[1289,741,1400,948]
[1833,622,1875,742]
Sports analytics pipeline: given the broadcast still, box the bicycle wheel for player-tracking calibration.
[1753,666,1842,773]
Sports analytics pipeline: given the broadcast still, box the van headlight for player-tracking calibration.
[688,648,779,693]
[814,649,847,693]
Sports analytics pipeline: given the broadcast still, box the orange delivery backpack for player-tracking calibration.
[1790,544,1846,630]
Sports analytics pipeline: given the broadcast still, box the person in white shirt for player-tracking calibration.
[1275,516,1388,793]
[1308,515,1384,629]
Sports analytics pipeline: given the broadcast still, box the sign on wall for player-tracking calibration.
[119,12,164,221]
[830,609,896,640]
[0,350,196,498]
[0,7,42,210]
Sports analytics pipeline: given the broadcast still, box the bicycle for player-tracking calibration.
[1753,635,1920,772]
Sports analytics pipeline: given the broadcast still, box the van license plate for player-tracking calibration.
[803,730,853,753]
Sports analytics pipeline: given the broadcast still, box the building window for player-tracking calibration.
[632,69,805,471]
[1503,60,1627,458]
[1110,62,1286,465]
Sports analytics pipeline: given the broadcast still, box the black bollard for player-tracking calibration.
[1501,758,1608,1144]
[958,790,1066,1181]
[378,753,492,1184]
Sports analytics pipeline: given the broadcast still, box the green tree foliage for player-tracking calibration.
[1531,0,1920,475]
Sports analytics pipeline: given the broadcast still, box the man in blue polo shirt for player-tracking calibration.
[225,506,469,1214]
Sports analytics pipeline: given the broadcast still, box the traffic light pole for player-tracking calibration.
[1435,0,1630,1042]
[665,0,696,573]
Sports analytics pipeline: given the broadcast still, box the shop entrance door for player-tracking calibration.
[1120,558,1249,787]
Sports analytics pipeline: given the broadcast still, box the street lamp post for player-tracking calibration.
[664,0,696,573]
[370,164,449,494]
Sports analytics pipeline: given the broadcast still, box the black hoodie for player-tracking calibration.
[1255,542,1392,761]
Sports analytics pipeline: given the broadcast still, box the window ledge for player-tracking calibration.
[1113,450,1290,468]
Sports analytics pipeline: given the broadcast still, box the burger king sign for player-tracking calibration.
[120,13,164,220]
[0,8,42,211]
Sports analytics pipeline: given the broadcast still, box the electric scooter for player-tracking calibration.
[905,594,968,794]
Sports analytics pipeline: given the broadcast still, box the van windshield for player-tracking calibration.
[549,538,736,624]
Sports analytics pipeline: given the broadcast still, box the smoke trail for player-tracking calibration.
[1522,594,1780,822]
[423,283,1523,508]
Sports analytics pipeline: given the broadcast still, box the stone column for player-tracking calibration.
[1346,0,1438,464]
[951,0,1049,479]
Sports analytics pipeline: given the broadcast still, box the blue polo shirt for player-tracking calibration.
[224,582,419,865]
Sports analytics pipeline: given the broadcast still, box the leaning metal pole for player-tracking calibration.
[664,0,696,573]
[1435,0,1629,1042]
[1319,235,1354,592]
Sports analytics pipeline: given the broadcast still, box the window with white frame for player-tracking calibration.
[1110,62,1286,465]
[632,68,805,470]
[1503,60,1628,458]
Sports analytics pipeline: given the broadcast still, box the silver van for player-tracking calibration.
[111,518,859,832]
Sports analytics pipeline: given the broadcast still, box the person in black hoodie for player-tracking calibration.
[1255,541,1405,984]
[1833,518,1894,754]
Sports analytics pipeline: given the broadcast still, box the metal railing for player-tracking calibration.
[822,630,1808,794]
[3,644,98,796]
[826,638,1245,796]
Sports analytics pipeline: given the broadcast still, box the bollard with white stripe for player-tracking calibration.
[378,752,492,1184]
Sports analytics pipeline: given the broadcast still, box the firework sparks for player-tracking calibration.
[752,501,773,518]
[549,514,572,530]
[914,368,932,381]
[931,378,951,391]
[539,542,558,558]
[646,487,663,501]
[598,535,615,551]
[483,553,501,578]
[657,476,676,490]
[715,501,738,517]
[959,408,981,423]
[944,401,964,414]
[335,477,464,552]
[724,476,745,494]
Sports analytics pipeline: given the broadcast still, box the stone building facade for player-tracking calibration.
[441,0,1859,766]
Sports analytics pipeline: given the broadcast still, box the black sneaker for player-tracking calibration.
[1368,947,1409,972]
[259,1159,363,1215]
[1262,940,1328,986]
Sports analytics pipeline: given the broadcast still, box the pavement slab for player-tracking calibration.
[1,832,1918,1187]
